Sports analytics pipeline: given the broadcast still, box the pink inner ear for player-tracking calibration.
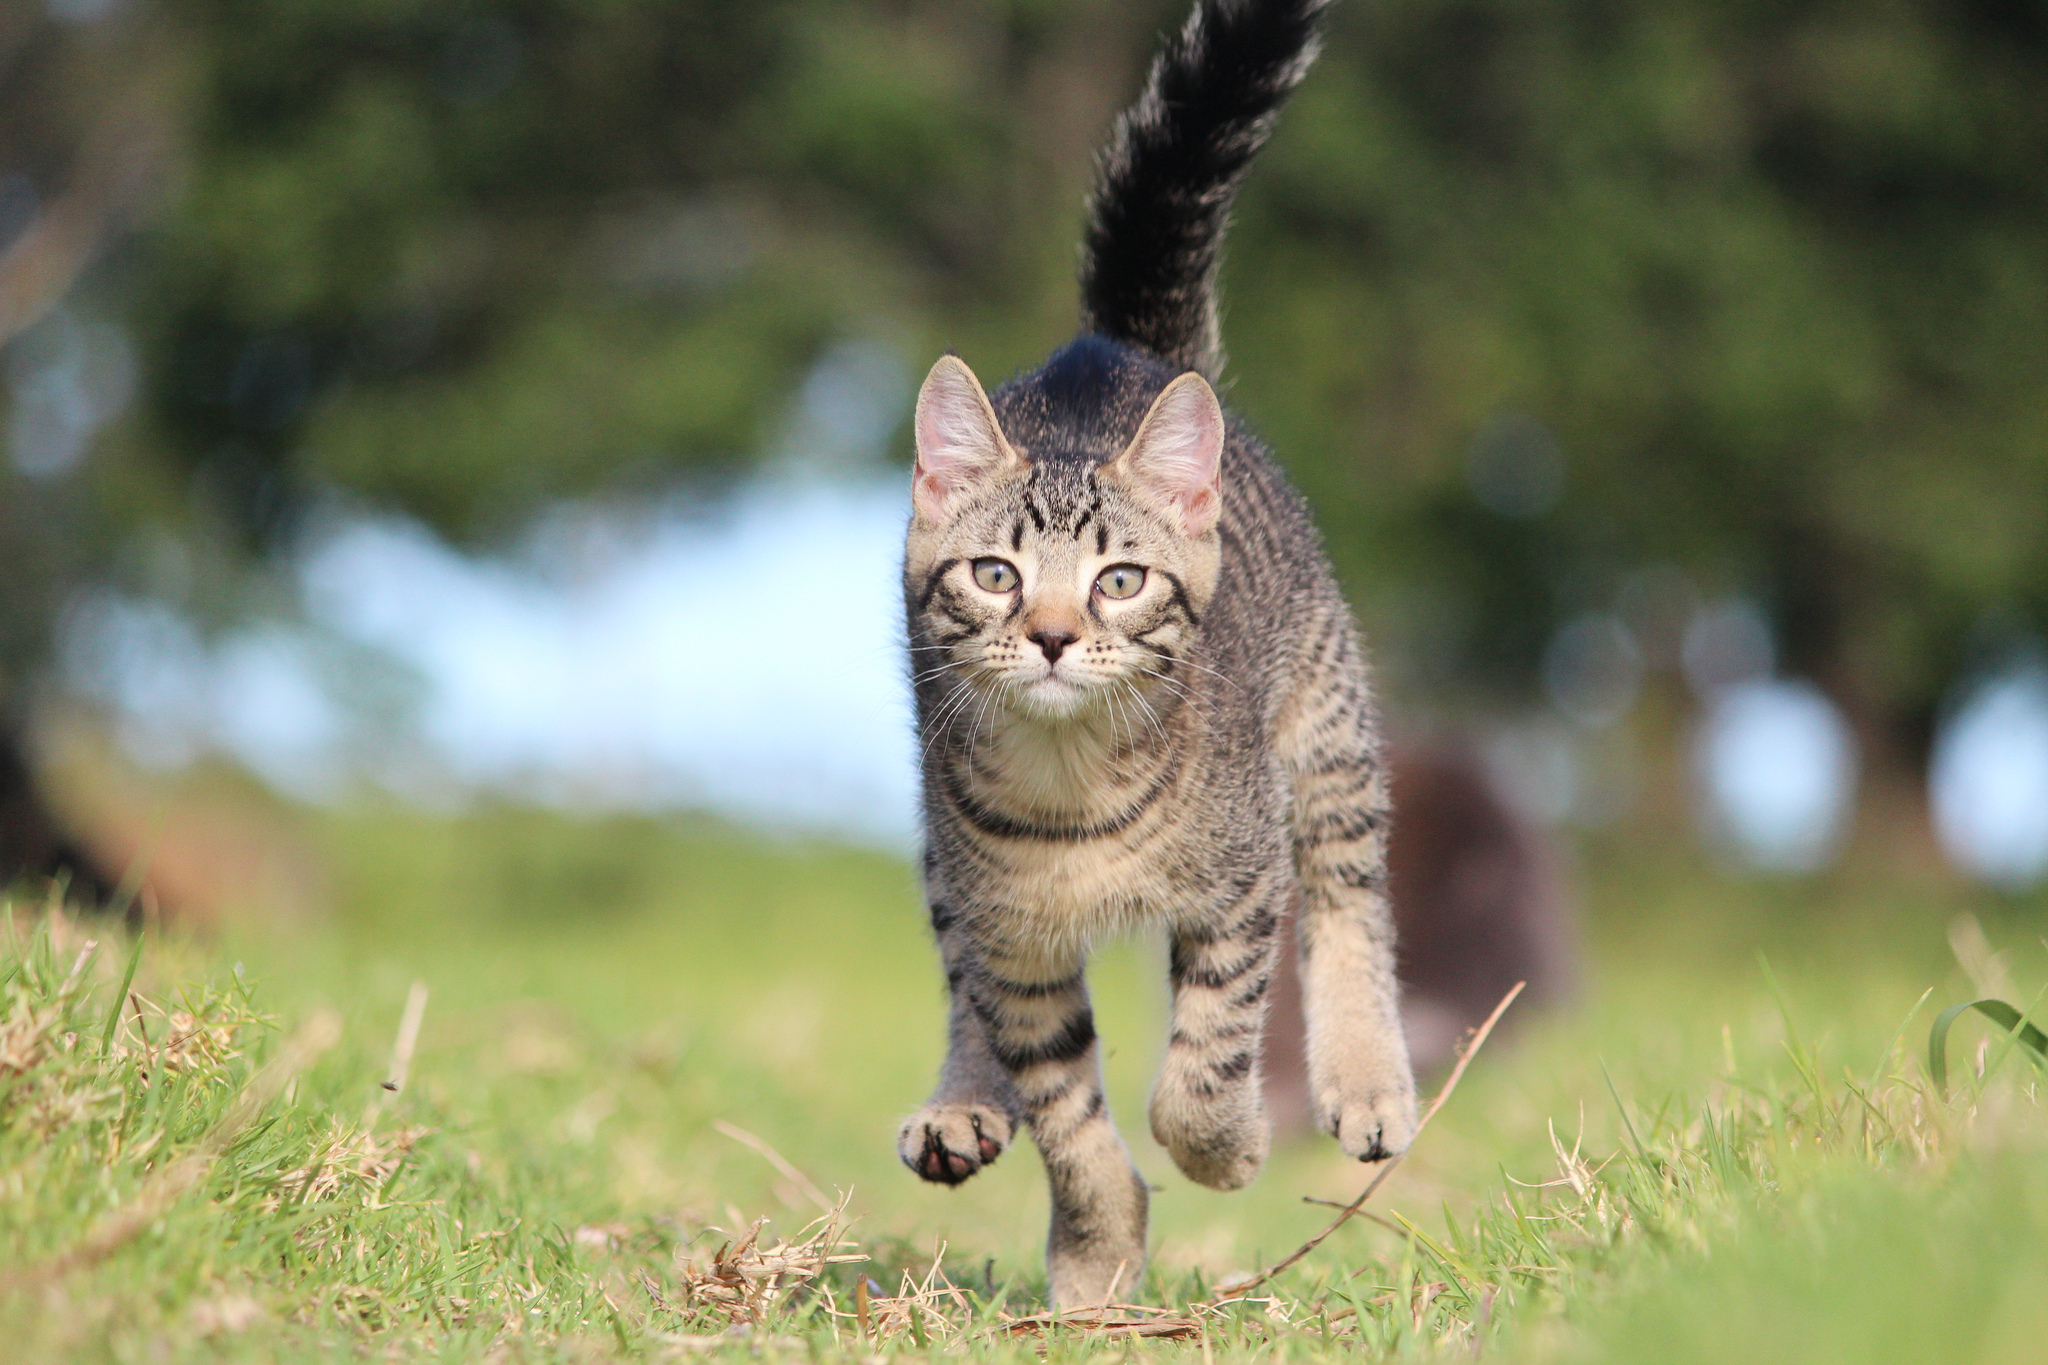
[913,358,1007,520]
[1127,375,1224,536]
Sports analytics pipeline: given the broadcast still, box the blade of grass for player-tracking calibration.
[1929,996,2048,1093]
[104,836,159,926]
[1599,1061,1645,1157]
[1868,987,1934,1091]
[99,932,145,1054]
[1758,955,1827,1106]
[1981,982,2048,1087]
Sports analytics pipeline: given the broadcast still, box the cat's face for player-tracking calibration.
[904,357,1224,722]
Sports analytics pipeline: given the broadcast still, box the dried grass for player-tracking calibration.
[663,1195,866,1328]
[263,1122,428,1211]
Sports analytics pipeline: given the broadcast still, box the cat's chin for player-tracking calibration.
[1008,674,1099,720]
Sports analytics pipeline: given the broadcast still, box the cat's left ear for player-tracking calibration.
[912,355,1023,523]
[1107,372,1224,538]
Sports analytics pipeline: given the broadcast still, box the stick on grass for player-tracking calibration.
[368,980,429,1120]
[713,1118,837,1214]
[1199,981,1525,1303]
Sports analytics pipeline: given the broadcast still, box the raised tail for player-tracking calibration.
[1080,0,1331,379]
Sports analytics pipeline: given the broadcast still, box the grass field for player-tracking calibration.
[3,802,2045,1362]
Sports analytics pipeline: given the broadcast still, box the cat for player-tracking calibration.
[897,0,1414,1308]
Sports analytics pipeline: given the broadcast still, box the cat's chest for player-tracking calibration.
[973,829,1177,941]
[945,725,1202,937]
[978,728,1135,814]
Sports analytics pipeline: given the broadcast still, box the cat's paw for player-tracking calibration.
[1319,1082,1418,1163]
[897,1103,1010,1185]
[1149,1080,1268,1191]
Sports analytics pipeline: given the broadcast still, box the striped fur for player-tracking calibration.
[1081,0,1333,378]
[898,0,1414,1310]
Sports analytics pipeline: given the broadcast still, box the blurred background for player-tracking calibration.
[3,0,2047,937]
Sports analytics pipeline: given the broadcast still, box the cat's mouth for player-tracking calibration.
[1013,667,1094,717]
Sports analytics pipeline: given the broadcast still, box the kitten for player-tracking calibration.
[898,0,1414,1308]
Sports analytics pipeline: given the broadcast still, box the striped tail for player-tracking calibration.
[1079,0,1332,379]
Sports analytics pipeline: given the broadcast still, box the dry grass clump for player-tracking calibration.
[261,1121,428,1211]
[995,1304,1204,1340]
[662,1196,867,1327]
[0,978,123,1136]
[0,924,266,1144]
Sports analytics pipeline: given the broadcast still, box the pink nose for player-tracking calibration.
[1028,628,1075,663]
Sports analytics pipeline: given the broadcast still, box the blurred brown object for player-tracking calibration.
[1263,742,1577,1135]
[26,717,327,932]
[0,723,116,905]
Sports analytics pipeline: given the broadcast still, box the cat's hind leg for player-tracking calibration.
[963,940,1148,1309]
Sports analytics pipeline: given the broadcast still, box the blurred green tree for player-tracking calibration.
[4,0,2047,887]
[1222,0,2048,782]
[133,0,1164,545]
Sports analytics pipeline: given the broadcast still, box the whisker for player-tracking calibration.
[1134,661,1206,705]
[1134,669,1216,731]
[1124,679,1173,743]
[917,681,982,768]
[977,677,1023,781]
[920,687,973,753]
[1147,649,1244,693]
[1105,681,1139,758]
[962,673,1009,782]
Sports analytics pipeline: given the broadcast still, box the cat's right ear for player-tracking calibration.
[913,356,1020,522]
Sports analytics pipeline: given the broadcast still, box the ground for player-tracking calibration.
[1,801,2044,1362]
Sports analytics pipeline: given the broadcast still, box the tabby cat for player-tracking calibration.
[898,0,1414,1307]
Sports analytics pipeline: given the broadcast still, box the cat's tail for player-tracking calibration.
[1079,0,1331,379]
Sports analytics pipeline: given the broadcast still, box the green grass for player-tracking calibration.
[2,803,2045,1362]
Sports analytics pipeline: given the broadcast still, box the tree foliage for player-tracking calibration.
[9,0,2048,765]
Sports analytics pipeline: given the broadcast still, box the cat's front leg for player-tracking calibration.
[1292,777,1416,1159]
[1150,877,1284,1191]
[1283,617,1418,1161]
[1298,895,1416,1161]
[900,901,1021,1184]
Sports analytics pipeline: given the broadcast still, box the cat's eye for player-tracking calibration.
[1095,564,1147,600]
[971,558,1020,593]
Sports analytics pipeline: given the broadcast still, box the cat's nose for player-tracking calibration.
[1028,628,1076,664]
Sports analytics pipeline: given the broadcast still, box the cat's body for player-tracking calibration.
[898,0,1414,1307]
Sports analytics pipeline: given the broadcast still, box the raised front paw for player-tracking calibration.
[1318,1080,1418,1163]
[1149,1072,1268,1191]
[897,1103,1011,1185]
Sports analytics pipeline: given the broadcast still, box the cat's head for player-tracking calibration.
[903,353,1224,721]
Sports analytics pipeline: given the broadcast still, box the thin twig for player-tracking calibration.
[1197,981,1525,1303]
[1299,1201,1407,1237]
[368,980,429,1120]
[1096,1259,1129,1319]
[712,1119,836,1213]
